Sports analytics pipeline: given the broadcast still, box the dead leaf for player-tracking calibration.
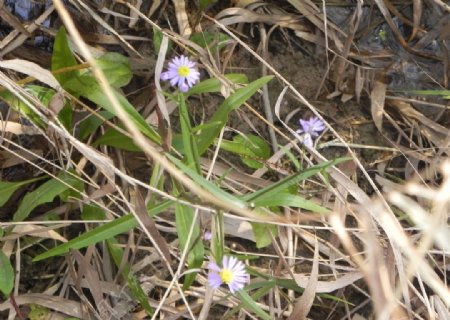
[0,59,60,90]
[370,76,387,132]
[134,187,172,264]
[288,240,319,320]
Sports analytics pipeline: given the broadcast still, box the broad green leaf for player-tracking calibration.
[63,75,160,143]
[196,76,273,155]
[251,222,277,248]
[220,135,270,169]
[253,193,330,213]
[190,31,230,52]
[235,290,271,320]
[78,110,114,140]
[95,52,132,88]
[0,251,14,297]
[52,27,78,85]
[33,201,172,261]
[93,127,141,152]
[0,176,46,207]
[80,204,106,220]
[187,74,248,96]
[174,200,204,289]
[243,157,350,202]
[107,238,154,316]
[13,171,82,222]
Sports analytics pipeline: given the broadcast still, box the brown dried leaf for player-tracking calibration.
[134,188,172,264]
[370,76,387,132]
[0,149,43,168]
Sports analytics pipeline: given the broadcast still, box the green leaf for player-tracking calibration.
[178,94,201,172]
[189,31,230,52]
[253,193,330,213]
[78,110,114,140]
[0,176,46,207]
[80,204,106,220]
[93,127,141,152]
[13,171,82,222]
[243,157,350,202]
[52,27,78,85]
[174,200,204,289]
[0,251,14,297]
[187,74,248,96]
[251,222,277,248]
[235,290,271,320]
[196,76,273,155]
[220,135,271,169]
[95,52,132,88]
[33,201,172,261]
[63,75,160,143]
[166,154,248,210]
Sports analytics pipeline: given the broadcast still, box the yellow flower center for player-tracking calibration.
[219,269,234,284]
[177,66,191,77]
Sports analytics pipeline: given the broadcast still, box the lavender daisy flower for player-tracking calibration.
[296,116,326,148]
[160,55,200,92]
[208,256,249,293]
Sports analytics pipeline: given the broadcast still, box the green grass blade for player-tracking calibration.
[186,74,248,96]
[235,290,271,320]
[33,201,172,261]
[243,157,350,202]
[13,171,83,222]
[0,176,46,207]
[253,193,330,213]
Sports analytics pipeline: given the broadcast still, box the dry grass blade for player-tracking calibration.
[172,0,192,37]
[0,59,60,90]
[0,294,85,318]
[288,240,319,320]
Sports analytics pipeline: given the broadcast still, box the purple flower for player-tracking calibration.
[160,55,200,92]
[203,231,212,241]
[208,256,249,293]
[296,116,326,148]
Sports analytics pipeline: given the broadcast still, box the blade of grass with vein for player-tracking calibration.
[13,171,83,222]
[196,75,273,155]
[243,157,350,202]
[33,201,172,261]
[0,176,46,207]
[166,154,248,209]
[235,290,271,320]
[253,193,330,213]
[186,73,248,96]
